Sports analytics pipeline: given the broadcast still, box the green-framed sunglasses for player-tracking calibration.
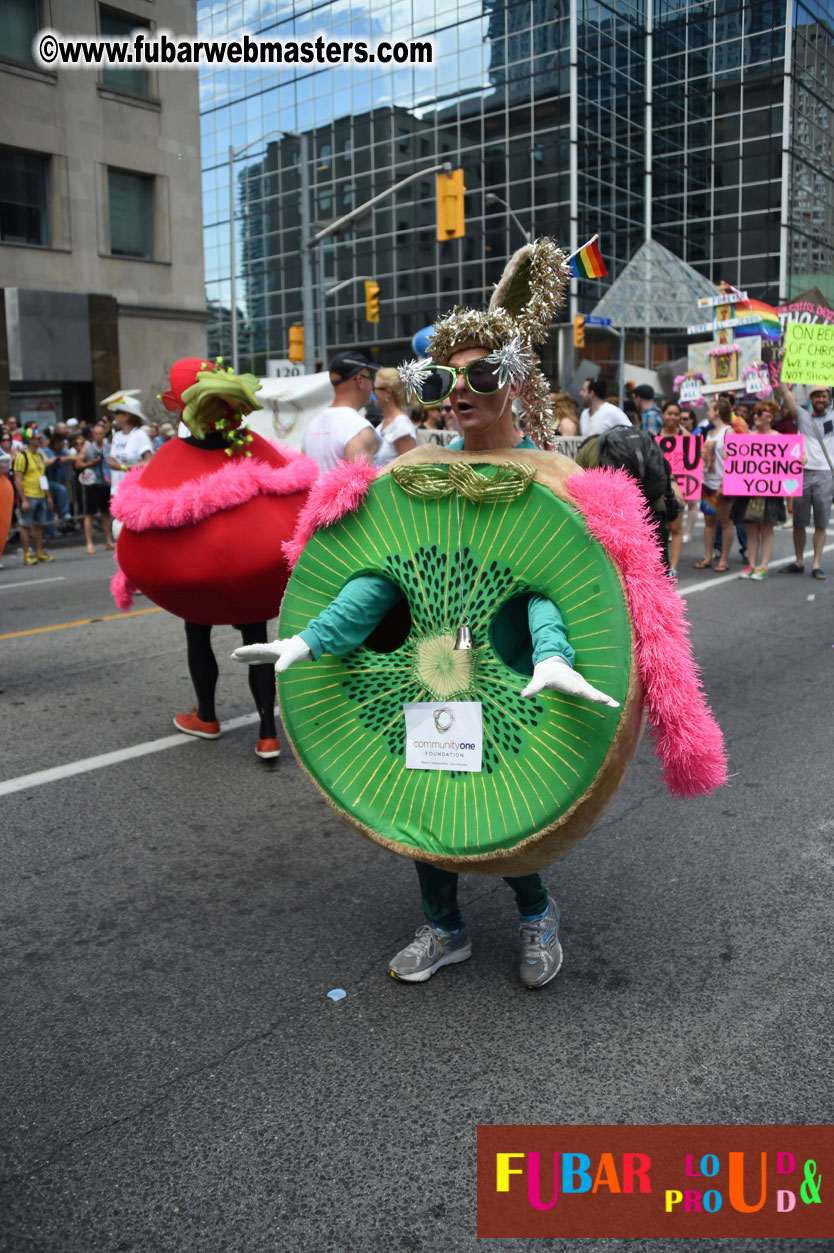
[414,358,504,406]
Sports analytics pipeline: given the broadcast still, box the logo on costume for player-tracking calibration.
[404,700,483,772]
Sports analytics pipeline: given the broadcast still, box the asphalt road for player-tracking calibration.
[1,524,832,1253]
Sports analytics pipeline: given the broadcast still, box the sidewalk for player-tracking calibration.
[2,520,103,566]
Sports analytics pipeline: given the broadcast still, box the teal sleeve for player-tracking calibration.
[299,574,403,659]
[529,593,574,668]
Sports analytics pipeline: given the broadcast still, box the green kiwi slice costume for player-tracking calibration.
[277,444,641,875]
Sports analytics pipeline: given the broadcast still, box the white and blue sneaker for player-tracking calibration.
[389,922,472,982]
[519,897,563,988]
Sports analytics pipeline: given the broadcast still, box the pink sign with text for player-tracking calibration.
[655,434,703,501]
[722,433,805,497]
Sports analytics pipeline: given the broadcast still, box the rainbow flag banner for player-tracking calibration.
[734,298,782,341]
[569,235,607,279]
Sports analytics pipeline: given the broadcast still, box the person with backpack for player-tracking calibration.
[575,425,679,569]
[12,428,55,565]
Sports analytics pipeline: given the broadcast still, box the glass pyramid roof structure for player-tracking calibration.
[590,239,717,329]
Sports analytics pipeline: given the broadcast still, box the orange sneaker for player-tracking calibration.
[173,709,221,739]
[255,737,280,759]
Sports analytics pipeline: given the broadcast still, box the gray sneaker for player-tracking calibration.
[519,897,563,988]
[389,923,472,982]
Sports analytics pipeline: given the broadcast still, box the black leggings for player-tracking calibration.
[415,861,547,932]
[184,621,276,738]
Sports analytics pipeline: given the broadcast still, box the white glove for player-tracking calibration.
[521,655,620,708]
[230,634,312,672]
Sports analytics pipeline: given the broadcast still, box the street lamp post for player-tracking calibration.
[228,128,303,375]
[296,133,314,373]
[303,160,453,368]
[485,192,532,245]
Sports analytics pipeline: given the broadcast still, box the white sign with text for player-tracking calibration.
[403,701,483,772]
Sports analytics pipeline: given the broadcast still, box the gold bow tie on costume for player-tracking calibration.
[391,461,535,503]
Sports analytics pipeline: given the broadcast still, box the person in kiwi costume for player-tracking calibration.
[110,357,318,760]
[234,239,726,987]
[232,239,627,989]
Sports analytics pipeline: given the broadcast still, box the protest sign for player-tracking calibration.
[655,434,703,500]
[776,286,834,328]
[722,434,805,497]
[551,435,583,460]
[780,323,834,385]
[416,428,456,447]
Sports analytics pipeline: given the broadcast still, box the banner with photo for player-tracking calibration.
[688,337,762,395]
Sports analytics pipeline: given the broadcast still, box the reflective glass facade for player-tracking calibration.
[790,1,834,295]
[198,0,834,375]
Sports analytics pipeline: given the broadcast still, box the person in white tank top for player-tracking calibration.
[301,351,381,476]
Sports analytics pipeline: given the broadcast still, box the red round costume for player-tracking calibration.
[111,360,318,624]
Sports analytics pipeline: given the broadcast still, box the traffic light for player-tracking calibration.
[436,169,465,241]
[288,324,304,363]
[365,280,380,324]
[573,314,586,348]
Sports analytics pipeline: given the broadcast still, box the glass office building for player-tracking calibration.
[198,0,834,377]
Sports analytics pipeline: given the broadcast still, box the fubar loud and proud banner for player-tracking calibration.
[477,1125,831,1238]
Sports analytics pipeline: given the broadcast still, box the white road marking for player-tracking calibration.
[0,713,261,797]
[0,577,66,592]
[680,542,834,596]
[3,535,832,793]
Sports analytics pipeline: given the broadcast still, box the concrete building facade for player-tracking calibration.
[0,0,207,429]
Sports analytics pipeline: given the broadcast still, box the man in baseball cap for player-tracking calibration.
[327,350,373,382]
[632,383,663,435]
[778,382,834,578]
[301,351,380,475]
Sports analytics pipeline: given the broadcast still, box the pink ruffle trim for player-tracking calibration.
[283,458,378,567]
[110,563,139,612]
[110,446,318,532]
[567,468,728,798]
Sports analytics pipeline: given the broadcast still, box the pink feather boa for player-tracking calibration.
[283,458,378,567]
[567,468,727,797]
[110,447,318,532]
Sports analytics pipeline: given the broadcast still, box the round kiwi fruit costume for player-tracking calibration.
[110,357,318,758]
[233,238,726,984]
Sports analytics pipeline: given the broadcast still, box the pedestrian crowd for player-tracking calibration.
[0,402,175,568]
[5,360,832,587]
[541,374,833,582]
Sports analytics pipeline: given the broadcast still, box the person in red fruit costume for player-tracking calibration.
[110,357,318,759]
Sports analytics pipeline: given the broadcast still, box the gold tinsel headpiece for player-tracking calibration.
[399,236,571,447]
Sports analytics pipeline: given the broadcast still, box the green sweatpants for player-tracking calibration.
[415,860,548,931]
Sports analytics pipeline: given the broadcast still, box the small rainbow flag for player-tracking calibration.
[734,298,782,341]
[569,235,607,279]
